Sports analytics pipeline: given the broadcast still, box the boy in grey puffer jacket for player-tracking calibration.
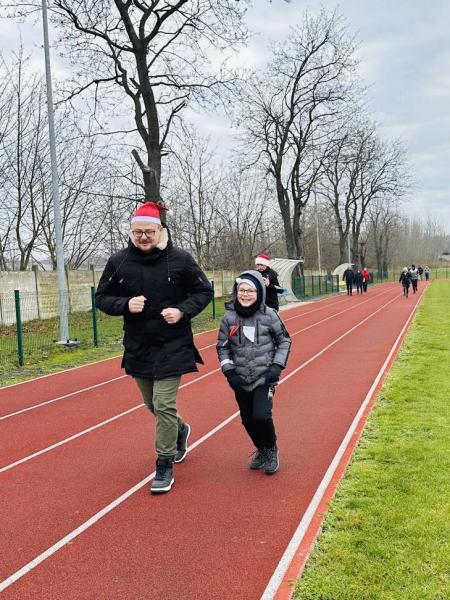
[217,270,291,474]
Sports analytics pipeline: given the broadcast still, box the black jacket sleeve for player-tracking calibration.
[95,258,131,316]
[176,253,214,319]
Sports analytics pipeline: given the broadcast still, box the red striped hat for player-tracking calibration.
[255,252,270,267]
[132,201,168,225]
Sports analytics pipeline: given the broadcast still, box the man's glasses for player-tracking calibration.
[131,229,159,238]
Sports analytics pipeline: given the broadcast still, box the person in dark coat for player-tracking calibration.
[399,267,411,298]
[342,266,355,295]
[217,270,291,475]
[95,201,213,494]
[354,270,363,294]
[254,252,283,310]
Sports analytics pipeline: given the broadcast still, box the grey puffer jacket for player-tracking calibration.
[217,270,291,391]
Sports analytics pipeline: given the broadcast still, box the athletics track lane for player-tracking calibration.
[0,283,425,598]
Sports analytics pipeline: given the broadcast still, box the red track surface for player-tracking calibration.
[0,283,426,599]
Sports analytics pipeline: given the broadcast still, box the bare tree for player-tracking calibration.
[239,9,358,264]
[167,124,224,267]
[0,51,51,270]
[215,169,274,270]
[4,0,250,203]
[368,197,401,275]
[320,123,408,267]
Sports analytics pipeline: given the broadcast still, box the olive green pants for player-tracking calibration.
[134,376,184,459]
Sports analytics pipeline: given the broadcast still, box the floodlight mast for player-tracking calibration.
[41,0,72,344]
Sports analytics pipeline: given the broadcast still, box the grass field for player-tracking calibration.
[293,280,450,599]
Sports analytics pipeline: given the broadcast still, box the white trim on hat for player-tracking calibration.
[236,277,257,290]
[255,256,270,267]
[131,216,161,224]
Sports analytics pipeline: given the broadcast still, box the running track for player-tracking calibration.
[0,282,427,599]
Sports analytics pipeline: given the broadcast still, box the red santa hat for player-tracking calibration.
[255,252,270,267]
[131,201,168,225]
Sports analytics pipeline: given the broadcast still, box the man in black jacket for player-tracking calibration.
[95,202,213,494]
[342,265,355,296]
[254,253,283,311]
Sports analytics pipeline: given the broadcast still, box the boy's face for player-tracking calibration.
[237,284,258,307]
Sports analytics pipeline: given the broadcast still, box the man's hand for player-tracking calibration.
[161,307,183,324]
[128,295,147,313]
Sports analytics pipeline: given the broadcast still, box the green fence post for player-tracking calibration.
[14,289,24,367]
[211,280,216,319]
[318,275,322,295]
[311,275,315,296]
[91,286,99,347]
[325,276,328,294]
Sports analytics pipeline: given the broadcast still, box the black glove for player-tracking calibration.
[265,364,282,385]
[224,369,244,391]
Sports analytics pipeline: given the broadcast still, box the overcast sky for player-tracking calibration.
[1,0,449,229]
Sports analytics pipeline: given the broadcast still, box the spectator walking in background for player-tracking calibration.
[418,265,424,280]
[362,267,371,293]
[95,201,213,494]
[254,253,283,311]
[217,270,291,475]
[342,265,355,296]
[399,267,411,298]
[409,264,419,293]
[354,269,363,294]
[424,266,430,281]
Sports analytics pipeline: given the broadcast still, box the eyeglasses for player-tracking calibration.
[237,289,257,296]
[131,229,159,238]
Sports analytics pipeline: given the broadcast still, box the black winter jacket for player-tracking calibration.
[258,266,282,310]
[95,236,213,379]
[342,268,354,283]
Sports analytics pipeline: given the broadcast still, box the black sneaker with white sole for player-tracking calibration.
[174,423,191,463]
[263,446,279,475]
[150,457,174,494]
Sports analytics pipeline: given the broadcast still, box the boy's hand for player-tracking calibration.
[265,364,282,384]
[224,369,244,391]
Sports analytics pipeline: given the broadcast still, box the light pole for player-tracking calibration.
[41,0,73,344]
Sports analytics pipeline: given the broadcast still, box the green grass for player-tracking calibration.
[293,280,450,600]
[0,297,231,386]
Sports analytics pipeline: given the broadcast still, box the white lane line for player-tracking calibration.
[0,289,404,592]
[260,290,425,600]
[1,289,398,470]
[0,288,391,420]
[0,376,126,421]
[0,368,220,474]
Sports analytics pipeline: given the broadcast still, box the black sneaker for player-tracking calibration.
[174,423,191,464]
[150,457,174,494]
[264,446,280,475]
[249,449,266,470]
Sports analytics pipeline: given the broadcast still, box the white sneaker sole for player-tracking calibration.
[150,477,175,494]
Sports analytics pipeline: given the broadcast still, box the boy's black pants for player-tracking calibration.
[234,384,277,450]
[346,281,353,295]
